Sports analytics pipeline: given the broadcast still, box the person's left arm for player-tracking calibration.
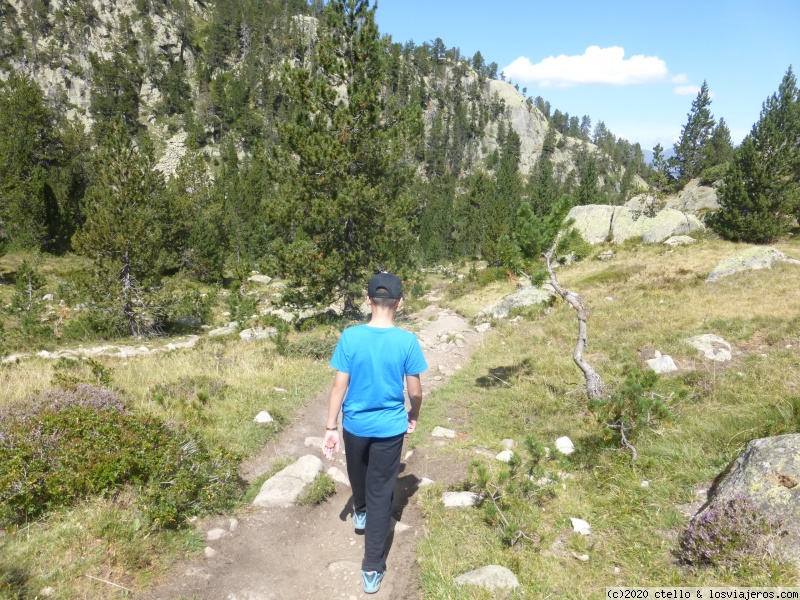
[322,370,349,460]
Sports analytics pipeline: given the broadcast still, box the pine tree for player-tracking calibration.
[672,81,715,184]
[706,118,734,167]
[73,124,170,335]
[268,0,422,312]
[0,72,61,250]
[575,155,604,206]
[708,67,800,242]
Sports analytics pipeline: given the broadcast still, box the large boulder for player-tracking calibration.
[706,247,800,282]
[694,435,800,564]
[476,285,554,321]
[566,205,705,245]
[626,179,720,215]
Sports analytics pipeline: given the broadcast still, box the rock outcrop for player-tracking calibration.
[626,178,720,215]
[695,435,800,565]
[706,247,800,282]
[567,205,704,245]
[476,285,554,321]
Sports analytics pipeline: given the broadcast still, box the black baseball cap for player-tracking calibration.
[368,273,403,299]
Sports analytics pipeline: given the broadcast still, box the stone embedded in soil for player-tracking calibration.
[687,334,732,362]
[326,466,350,486]
[442,491,480,508]
[431,426,456,438]
[419,477,435,487]
[454,565,520,592]
[253,411,273,424]
[304,436,325,448]
[204,546,218,558]
[570,517,591,535]
[495,450,514,462]
[206,528,227,541]
[646,353,678,374]
[555,436,575,455]
[252,455,323,508]
[475,323,491,333]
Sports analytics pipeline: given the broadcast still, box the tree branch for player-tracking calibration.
[543,234,605,400]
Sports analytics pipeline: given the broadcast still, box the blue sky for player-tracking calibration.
[374,0,799,152]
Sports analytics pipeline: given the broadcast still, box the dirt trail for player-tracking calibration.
[139,299,484,600]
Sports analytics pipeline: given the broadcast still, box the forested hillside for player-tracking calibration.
[0,0,695,349]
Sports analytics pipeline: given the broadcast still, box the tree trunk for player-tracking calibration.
[543,236,605,400]
[121,250,138,337]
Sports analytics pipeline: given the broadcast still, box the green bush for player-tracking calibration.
[588,366,675,455]
[0,385,241,529]
[698,162,729,186]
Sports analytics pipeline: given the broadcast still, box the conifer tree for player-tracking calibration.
[672,81,715,184]
[269,0,421,312]
[708,67,800,241]
[73,124,170,335]
[575,155,604,205]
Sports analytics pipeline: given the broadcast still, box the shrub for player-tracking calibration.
[0,385,241,529]
[588,366,674,456]
[677,496,772,565]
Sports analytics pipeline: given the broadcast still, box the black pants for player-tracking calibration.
[342,429,404,573]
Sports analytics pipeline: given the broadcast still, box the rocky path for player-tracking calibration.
[139,300,485,600]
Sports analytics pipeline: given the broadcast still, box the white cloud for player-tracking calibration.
[673,85,701,96]
[502,46,669,88]
[670,74,689,84]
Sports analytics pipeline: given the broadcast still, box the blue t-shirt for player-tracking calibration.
[330,324,428,438]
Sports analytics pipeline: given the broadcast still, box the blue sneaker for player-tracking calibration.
[362,570,384,594]
[353,510,367,534]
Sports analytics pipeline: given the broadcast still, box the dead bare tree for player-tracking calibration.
[543,234,605,401]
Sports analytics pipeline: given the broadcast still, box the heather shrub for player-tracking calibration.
[0,385,242,529]
[677,496,772,565]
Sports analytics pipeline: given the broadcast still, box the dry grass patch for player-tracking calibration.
[415,237,800,597]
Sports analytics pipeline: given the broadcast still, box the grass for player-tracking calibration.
[296,473,337,506]
[412,236,800,598]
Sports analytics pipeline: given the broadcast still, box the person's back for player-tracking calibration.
[322,273,427,594]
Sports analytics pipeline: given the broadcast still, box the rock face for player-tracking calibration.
[697,435,800,564]
[566,205,704,245]
[706,247,800,282]
[476,285,554,321]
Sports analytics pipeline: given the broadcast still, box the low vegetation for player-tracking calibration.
[412,235,800,597]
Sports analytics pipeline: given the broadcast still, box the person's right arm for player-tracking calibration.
[406,374,423,434]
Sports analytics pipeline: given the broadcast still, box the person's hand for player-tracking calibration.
[322,430,339,460]
[406,418,418,434]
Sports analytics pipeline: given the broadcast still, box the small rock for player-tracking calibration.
[431,426,456,439]
[418,477,435,487]
[204,546,218,558]
[42,293,55,301]
[404,450,413,460]
[641,481,650,488]
[304,436,325,448]
[253,411,274,424]
[274,387,288,393]
[571,552,590,562]
[495,450,514,463]
[247,275,272,285]
[207,528,227,541]
[570,517,591,535]
[614,567,621,574]
[687,334,732,362]
[646,354,678,374]
[555,436,575,455]
[40,588,55,597]
[326,466,350,486]
[229,518,238,532]
[598,250,615,261]
[442,491,480,508]
[475,323,491,333]
[239,326,277,341]
[454,565,520,592]
[392,519,412,533]
[663,235,696,246]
